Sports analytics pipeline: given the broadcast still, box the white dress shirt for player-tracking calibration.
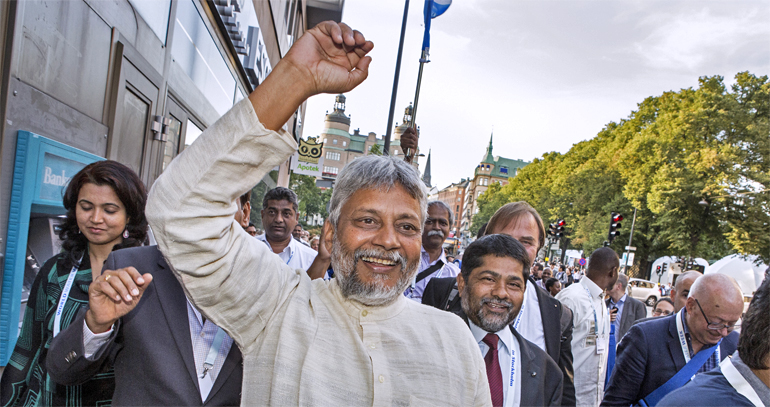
[145,98,491,406]
[256,233,317,271]
[469,320,522,407]
[405,247,460,302]
[556,276,610,407]
[517,280,547,352]
[82,300,233,402]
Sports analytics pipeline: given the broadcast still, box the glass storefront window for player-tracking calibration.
[185,119,203,147]
[171,0,237,115]
[127,0,171,44]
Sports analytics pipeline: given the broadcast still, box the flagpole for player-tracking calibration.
[383,0,410,157]
[404,49,427,164]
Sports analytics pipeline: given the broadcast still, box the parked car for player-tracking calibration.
[628,278,661,307]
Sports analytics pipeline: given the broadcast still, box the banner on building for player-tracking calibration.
[291,138,325,176]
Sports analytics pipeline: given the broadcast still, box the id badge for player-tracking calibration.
[596,335,606,355]
[585,334,596,347]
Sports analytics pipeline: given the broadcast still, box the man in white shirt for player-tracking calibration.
[405,201,460,302]
[256,187,317,271]
[556,247,619,407]
[458,234,563,406]
[143,21,490,406]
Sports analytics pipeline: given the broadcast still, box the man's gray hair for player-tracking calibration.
[428,201,453,227]
[329,155,427,228]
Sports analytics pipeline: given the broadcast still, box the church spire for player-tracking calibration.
[482,132,494,162]
[422,149,432,188]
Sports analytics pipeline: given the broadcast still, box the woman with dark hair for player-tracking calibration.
[1,160,147,406]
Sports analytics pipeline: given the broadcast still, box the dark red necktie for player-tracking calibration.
[482,333,504,407]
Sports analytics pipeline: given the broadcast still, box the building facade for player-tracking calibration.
[435,179,468,235]
[459,134,529,243]
[316,95,420,187]
[0,0,343,365]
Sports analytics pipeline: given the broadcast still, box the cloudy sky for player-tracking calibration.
[302,0,770,190]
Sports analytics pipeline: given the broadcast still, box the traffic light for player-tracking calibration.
[607,212,623,244]
[656,265,662,275]
[555,219,566,237]
[548,222,557,238]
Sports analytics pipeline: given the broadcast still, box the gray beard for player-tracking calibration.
[461,287,517,333]
[331,239,417,307]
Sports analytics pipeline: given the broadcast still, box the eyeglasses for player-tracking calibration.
[694,299,740,331]
[652,309,672,316]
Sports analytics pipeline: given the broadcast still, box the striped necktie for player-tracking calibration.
[482,333,504,407]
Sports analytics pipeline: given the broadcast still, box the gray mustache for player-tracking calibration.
[481,297,513,309]
[427,230,445,238]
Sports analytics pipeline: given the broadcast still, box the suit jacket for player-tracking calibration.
[601,313,739,406]
[606,295,647,341]
[458,310,563,406]
[423,276,576,406]
[46,246,243,406]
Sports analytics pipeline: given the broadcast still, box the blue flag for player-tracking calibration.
[421,0,451,58]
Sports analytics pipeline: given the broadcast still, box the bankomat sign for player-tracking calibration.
[0,131,103,365]
[40,153,83,200]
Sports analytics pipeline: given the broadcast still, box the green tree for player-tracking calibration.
[473,72,770,269]
[369,143,383,156]
[289,172,333,225]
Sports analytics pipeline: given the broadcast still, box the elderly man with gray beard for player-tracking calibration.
[145,21,489,406]
[404,201,461,302]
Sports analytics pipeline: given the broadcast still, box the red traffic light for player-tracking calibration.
[557,219,566,227]
[611,213,623,223]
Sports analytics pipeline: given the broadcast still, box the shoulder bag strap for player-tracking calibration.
[639,343,719,407]
[415,260,444,284]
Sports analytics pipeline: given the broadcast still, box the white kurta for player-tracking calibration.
[146,99,491,406]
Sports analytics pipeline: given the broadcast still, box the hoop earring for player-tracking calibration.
[123,229,129,239]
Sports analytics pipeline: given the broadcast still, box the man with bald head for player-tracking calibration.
[670,270,703,311]
[602,273,743,406]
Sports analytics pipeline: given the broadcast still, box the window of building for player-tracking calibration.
[323,166,339,175]
[324,138,328,143]
[326,151,340,161]
[500,166,508,174]
[333,139,337,144]
[343,141,347,146]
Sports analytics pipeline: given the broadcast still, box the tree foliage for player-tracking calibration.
[289,172,333,226]
[473,72,770,268]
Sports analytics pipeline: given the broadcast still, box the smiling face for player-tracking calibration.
[76,183,128,249]
[458,254,526,332]
[325,185,422,306]
[488,213,540,264]
[261,199,299,244]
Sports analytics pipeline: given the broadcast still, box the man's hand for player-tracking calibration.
[306,222,332,280]
[250,21,374,131]
[400,126,419,152]
[85,268,153,333]
[610,307,618,323]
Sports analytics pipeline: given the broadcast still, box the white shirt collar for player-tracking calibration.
[256,233,295,256]
[581,275,605,299]
[421,246,447,266]
[468,318,514,355]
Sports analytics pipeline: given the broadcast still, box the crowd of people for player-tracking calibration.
[1,21,767,407]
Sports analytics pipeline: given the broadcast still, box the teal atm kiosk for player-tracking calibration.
[1,131,103,365]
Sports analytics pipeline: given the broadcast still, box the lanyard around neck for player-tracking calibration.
[53,254,84,337]
[676,308,721,364]
[200,327,226,378]
[583,283,605,335]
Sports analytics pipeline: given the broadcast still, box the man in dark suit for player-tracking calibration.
[46,246,243,406]
[423,201,576,406]
[606,274,647,342]
[456,233,563,406]
[601,273,744,406]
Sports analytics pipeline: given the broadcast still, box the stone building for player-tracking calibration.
[460,134,529,241]
[435,179,469,234]
[316,95,420,187]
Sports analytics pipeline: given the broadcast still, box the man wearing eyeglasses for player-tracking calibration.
[601,273,743,406]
